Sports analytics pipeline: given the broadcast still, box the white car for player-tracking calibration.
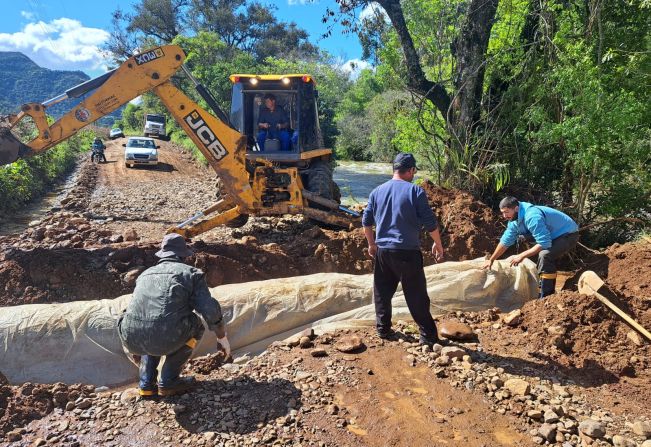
[123,137,159,168]
[109,128,124,139]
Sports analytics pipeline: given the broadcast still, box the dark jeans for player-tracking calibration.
[373,248,438,340]
[119,312,204,389]
[537,232,579,274]
[138,320,204,389]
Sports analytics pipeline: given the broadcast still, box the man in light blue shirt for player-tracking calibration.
[483,196,579,298]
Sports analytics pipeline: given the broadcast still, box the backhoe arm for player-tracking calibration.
[0,44,358,236]
[0,46,185,165]
[152,81,256,211]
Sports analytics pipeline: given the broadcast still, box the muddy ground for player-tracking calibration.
[1,139,650,446]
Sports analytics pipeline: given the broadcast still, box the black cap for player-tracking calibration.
[155,233,194,258]
[393,153,417,170]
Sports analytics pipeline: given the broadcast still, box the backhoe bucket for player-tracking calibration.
[0,129,30,165]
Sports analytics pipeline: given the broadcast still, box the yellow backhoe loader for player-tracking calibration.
[0,45,359,237]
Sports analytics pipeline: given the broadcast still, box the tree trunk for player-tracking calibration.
[451,0,500,145]
[375,0,451,117]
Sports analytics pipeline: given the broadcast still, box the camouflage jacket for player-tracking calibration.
[118,257,222,355]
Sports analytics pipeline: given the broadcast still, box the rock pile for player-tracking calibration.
[0,211,126,251]
[0,382,97,441]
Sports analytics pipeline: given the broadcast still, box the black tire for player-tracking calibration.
[333,182,341,204]
[306,159,339,208]
[215,177,249,228]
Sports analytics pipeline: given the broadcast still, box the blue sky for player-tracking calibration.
[0,0,370,78]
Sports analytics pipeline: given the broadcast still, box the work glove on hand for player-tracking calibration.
[216,335,231,358]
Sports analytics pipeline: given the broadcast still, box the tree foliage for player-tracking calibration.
[0,130,94,215]
[105,0,317,61]
[327,0,650,241]
[100,0,649,243]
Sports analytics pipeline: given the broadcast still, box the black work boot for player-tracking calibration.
[539,273,557,298]
[158,376,197,397]
[419,334,445,347]
[377,328,398,340]
[138,355,161,398]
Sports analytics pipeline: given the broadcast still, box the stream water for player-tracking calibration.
[333,160,392,206]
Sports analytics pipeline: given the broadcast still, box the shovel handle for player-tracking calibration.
[588,286,651,342]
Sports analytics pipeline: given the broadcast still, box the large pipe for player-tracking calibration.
[0,260,537,385]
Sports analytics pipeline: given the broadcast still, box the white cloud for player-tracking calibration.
[359,2,388,23]
[20,11,35,20]
[287,0,312,4]
[341,58,372,79]
[0,18,110,73]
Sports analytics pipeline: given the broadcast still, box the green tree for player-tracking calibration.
[188,0,318,60]
[105,0,317,62]
[122,103,144,132]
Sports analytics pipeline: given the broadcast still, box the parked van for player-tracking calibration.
[143,113,166,138]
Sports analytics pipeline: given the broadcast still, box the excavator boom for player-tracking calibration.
[0,46,184,163]
[0,45,358,236]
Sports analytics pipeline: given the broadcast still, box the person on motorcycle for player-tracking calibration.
[91,137,107,163]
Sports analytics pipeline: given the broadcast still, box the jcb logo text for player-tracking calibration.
[184,111,228,161]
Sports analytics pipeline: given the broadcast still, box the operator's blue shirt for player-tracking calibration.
[500,202,578,249]
[362,179,438,250]
[258,107,288,130]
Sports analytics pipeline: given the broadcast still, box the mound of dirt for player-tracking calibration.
[450,241,651,412]
[516,289,650,380]
[420,181,502,261]
[603,241,651,300]
[472,241,650,386]
[2,211,124,251]
[0,382,94,438]
[0,221,371,306]
[57,159,99,212]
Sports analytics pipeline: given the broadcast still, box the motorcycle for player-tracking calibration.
[90,144,106,164]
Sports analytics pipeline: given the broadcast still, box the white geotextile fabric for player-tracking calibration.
[0,258,537,385]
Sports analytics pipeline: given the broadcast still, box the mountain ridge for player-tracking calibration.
[0,51,119,125]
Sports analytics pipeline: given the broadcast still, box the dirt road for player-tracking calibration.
[5,329,533,447]
[90,138,219,241]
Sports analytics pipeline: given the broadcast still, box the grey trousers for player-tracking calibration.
[537,232,579,274]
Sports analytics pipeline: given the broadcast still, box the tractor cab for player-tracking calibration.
[229,74,331,165]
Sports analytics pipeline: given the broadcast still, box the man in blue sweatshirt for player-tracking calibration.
[483,196,579,298]
[362,153,444,345]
